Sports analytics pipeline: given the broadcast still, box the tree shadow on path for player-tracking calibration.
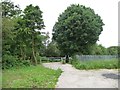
[102,73,120,80]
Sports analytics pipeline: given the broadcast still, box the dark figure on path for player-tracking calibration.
[66,55,69,63]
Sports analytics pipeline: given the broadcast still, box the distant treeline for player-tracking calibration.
[43,42,119,57]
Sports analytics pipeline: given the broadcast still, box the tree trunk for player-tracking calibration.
[32,35,37,65]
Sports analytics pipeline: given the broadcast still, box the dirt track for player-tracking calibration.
[43,62,119,88]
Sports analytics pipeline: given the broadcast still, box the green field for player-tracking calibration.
[71,59,119,70]
[2,65,62,88]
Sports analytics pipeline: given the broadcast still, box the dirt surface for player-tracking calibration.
[43,62,119,88]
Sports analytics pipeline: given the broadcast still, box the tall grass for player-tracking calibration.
[71,59,119,70]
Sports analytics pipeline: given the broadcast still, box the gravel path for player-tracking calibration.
[43,62,119,88]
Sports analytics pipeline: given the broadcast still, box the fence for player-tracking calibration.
[45,57,65,62]
[75,55,118,61]
[41,56,71,62]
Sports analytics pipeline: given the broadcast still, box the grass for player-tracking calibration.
[2,65,62,88]
[71,59,119,70]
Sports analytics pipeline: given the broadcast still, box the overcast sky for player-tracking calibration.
[11,0,119,48]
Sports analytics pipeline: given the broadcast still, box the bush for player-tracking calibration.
[21,60,31,66]
[2,54,31,69]
[2,55,18,69]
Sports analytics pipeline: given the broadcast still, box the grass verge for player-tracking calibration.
[2,65,62,88]
[71,59,119,70]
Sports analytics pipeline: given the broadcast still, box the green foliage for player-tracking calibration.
[107,46,118,55]
[21,60,31,66]
[87,44,108,55]
[36,55,42,64]
[22,4,45,65]
[71,59,118,70]
[2,0,21,18]
[2,16,20,56]
[2,0,46,68]
[39,33,51,56]
[83,44,119,55]
[2,55,19,69]
[23,4,45,30]
[2,65,62,88]
[53,4,104,56]
[45,41,61,57]
[2,55,31,69]
[2,0,22,57]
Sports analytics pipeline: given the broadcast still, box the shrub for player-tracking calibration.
[21,60,31,66]
[2,54,31,69]
[2,55,19,69]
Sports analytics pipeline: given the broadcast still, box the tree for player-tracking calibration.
[2,18,16,55]
[107,46,118,55]
[14,16,29,60]
[39,32,50,56]
[23,4,45,65]
[2,0,21,55]
[2,1,45,68]
[41,32,50,49]
[2,0,21,18]
[52,4,104,61]
[45,41,61,57]
[89,44,107,55]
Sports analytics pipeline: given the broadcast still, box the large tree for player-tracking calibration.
[52,4,104,61]
[23,4,45,65]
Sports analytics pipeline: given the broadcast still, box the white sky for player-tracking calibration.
[11,0,119,48]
